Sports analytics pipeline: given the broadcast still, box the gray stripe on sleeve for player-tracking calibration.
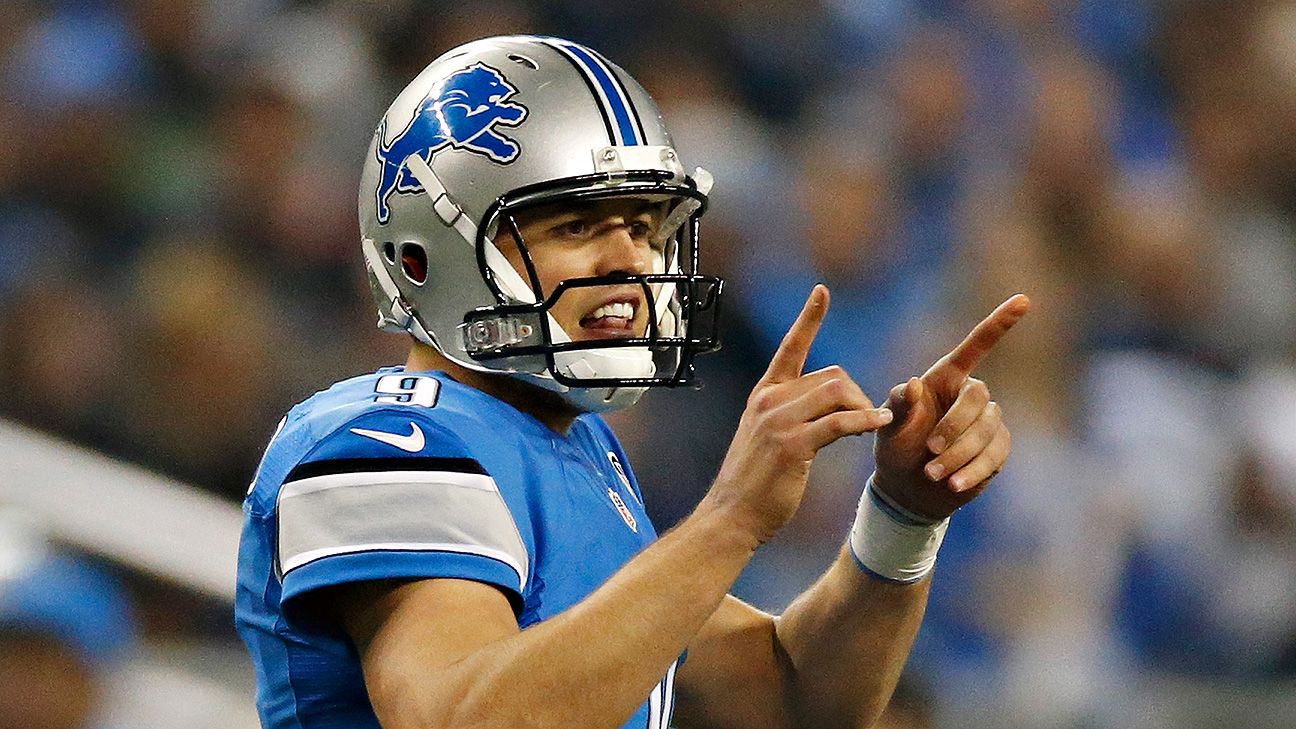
[275,470,528,591]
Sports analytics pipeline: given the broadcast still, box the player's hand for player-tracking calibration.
[705,285,894,544]
[872,295,1031,521]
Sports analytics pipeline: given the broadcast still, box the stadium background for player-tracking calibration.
[2,0,1295,727]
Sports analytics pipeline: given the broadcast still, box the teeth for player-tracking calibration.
[589,302,635,320]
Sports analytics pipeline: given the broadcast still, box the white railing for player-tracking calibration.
[0,419,242,600]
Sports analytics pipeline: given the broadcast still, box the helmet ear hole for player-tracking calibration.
[400,243,428,285]
[382,241,397,264]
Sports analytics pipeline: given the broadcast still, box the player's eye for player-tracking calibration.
[555,218,589,237]
[628,220,653,240]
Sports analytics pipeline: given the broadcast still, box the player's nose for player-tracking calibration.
[593,220,649,276]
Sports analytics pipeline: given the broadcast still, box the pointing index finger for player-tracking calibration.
[926,294,1031,382]
[761,285,830,384]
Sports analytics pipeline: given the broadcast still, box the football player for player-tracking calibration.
[235,35,1029,729]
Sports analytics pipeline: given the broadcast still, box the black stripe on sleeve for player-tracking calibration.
[284,456,489,483]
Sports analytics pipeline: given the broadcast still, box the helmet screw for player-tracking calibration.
[519,324,534,337]
[602,148,617,161]
[664,149,677,160]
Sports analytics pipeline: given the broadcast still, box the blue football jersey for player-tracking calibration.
[235,368,679,728]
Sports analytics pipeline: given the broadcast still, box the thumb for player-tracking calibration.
[883,377,924,426]
[880,377,937,444]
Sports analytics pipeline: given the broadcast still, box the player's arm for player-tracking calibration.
[673,295,1031,729]
[325,287,894,729]
[335,507,755,729]
[673,574,927,729]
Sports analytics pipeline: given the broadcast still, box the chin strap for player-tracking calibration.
[404,153,539,306]
[652,167,712,334]
[402,153,479,251]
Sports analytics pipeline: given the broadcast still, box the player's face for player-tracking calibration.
[497,197,668,341]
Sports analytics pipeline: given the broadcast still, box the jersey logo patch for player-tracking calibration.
[607,488,638,533]
[374,62,528,223]
[349,422,426,453]
[607,452,640,504]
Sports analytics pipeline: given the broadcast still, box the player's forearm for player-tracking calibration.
[412,502,759,729]
[772,547,930,729]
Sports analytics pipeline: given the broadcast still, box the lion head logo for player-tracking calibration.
[374,63,528,224]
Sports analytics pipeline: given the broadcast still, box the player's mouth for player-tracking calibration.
[578,296,642,339]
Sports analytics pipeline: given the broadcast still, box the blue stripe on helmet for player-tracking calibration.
[554,41,641,146]
[588,47,649,145]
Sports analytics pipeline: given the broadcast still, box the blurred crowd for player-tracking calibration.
[2,1,1295,727]
[0,510,137,729]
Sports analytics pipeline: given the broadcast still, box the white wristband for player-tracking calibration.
[848,476,949,583]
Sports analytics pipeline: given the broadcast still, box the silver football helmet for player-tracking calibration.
[358,35,723,412]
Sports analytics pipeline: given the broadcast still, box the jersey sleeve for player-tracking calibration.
[274,409,532,618]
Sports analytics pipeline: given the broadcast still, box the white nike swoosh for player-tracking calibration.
[349,422,426,453]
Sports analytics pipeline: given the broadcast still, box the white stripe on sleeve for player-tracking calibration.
[276,469,528,591]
